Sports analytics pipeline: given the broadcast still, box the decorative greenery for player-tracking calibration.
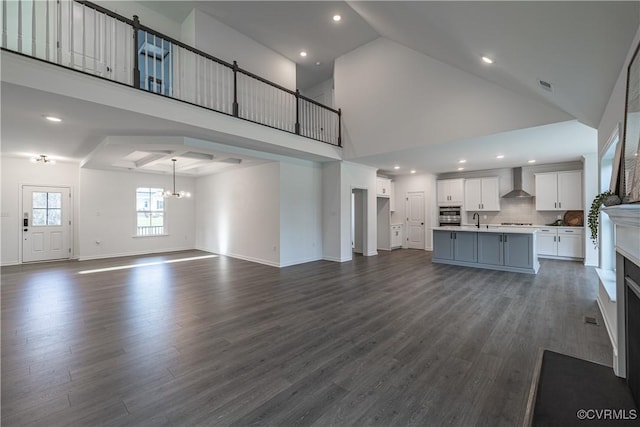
[588,191,613,248]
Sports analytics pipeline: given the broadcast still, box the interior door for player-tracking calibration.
[406,191,425,249]
[22,186,71,263]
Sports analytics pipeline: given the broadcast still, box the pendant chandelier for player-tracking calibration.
[163,159,191,198]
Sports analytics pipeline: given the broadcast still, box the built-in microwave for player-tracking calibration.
[439,206,461,226]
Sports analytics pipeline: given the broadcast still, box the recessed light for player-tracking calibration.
[528,159,536,163]
[333,14,341,22]
[496,155,504,159]
[45,116,62,122]
[459,159,467,164]
[300,51,307,57]
[481,56,494,64]
[410,170,416,174]
[394,165,400,170]
[315,61,321,66]
[458,167,465,171]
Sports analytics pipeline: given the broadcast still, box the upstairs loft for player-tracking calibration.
[1,0,342,159]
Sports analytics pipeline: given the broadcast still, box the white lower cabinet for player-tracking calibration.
[391,224,403,249]
[536,227,584,259]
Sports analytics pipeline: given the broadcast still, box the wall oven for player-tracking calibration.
[439,206,461,226]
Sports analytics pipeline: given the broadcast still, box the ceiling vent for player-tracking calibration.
[179,151,215,161]
[219,158,242,164]
[538,79,553,92]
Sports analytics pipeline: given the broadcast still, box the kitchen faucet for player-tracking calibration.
[473,212,480,229]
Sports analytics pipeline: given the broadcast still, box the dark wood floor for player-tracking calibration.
[1,249,612,426]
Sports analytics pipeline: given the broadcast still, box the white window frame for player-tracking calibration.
[135,187,166,237]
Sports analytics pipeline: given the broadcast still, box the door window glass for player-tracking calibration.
[32,192,63,226]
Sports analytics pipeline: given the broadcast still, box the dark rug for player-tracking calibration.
[532,350,639,426]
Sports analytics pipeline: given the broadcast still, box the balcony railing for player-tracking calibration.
[1,0,342,146]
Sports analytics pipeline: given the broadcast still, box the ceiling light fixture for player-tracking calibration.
[163,159,191,199]
[315,61,321,66]
[458,167,465,171]
[528,159,536,163]
[333,14,341,22]
[394,165,400,170]
[496,155,505,159]
[45,116,62,122]
[410,170,416,174]
[30,154,56,165]
[459,159,467,164]
[300,51,307,57]
[481,56,494,64]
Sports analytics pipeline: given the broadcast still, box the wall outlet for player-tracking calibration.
[557,215,562,219]
[483,215,487,220]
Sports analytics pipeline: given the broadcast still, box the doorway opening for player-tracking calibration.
[351,188,367,255]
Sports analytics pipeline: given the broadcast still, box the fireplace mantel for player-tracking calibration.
[602,204,640,378]
[602,205,640,267]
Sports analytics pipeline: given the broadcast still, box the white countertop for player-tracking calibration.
[433,225,538,235]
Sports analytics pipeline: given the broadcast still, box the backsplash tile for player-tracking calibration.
[464,197,582,226]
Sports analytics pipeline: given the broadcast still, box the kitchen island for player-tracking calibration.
[432,226,540,274]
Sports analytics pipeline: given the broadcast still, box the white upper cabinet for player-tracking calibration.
[377,177,391,198]
[535,171,582,211]
[437,179,464,206]
[557,171,583,210]
[464,177,500,211]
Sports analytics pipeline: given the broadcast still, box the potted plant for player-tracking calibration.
[588,191,620,248]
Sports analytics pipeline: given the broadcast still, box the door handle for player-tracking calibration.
[421,222,424,225]
[559,202,562,208]
[554,202,557,208]
[504,235,508,242]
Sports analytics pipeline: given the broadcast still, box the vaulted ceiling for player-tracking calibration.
[2,1,638,175]
[144,1,639,128]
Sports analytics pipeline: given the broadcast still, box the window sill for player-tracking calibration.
[132,234,169,238]
[596,268,616,302]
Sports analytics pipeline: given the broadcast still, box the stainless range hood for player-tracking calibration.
[502,167,533,198]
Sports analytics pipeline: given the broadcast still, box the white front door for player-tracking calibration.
[22,186,71,263]
[406,191,425,249]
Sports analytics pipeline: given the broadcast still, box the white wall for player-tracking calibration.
[195,162,280,267]
[1,157,80,265]
[182,9,296,90]
[301,78,334,108]
[391,173,437,250]
[280,161,323,267]
[335,37,574,160]
[78,168,195,260]
[322,161,343,261]
[93,1,183,40]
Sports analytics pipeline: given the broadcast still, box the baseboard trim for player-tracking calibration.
[77,246,195,261]
[1,261,20,267]
[323,256,351,263]
[366,251,378,256]
[219,252,280,268]
[596,293,617,354]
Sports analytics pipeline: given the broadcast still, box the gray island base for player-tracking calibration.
[432,226,540,274]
